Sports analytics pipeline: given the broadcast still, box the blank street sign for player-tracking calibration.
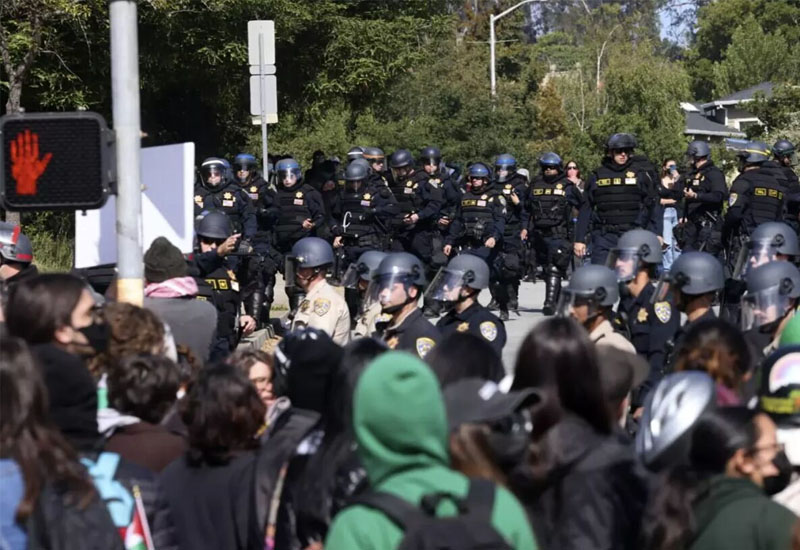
[248,21,275,67]
[249,75,278,118]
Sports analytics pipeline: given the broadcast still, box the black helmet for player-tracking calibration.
[557,265,619,318]
[196,211,233,240]
[363,147,386,164]
[686,140,711,159]
[759,345,800,428]
[606,133,637,150]
[344,160,370,182]
[419,146,442,164]
[667,252,724,296]
[740,141,771,164]
[773,139,796,158]
[608,229,662,282]
[290,237,335,269]
[199,157,229,190]
[390,149,414,169]
[347,146,365,162]
[742,261,800,331]
[0,232,33,263]
[636,371,715,471]
[426,254,490,303]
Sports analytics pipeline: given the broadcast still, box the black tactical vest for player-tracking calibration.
[460,189,496,240]
[741,169,785,228]
[340,191,374,238]
[592,165,643,227]
[199,266,238,338]
[275,185,312,240]
[685,164,725,222]
[388,177,418,215]
[530,175,570,230]
[499,175,527,234]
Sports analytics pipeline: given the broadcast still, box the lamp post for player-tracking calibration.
[490,0,545,97]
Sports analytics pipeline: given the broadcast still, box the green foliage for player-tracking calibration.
[21,211,74,273]
[746,84,800,144]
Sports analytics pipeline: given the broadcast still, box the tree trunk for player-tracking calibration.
[5,78,22,114]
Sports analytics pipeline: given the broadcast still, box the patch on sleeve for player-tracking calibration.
[313,298,331,316]
[299,300,310,314]
[728,192,738,207]
[479,321,498,342]
[655,301,672,324]
[416,337,436,358]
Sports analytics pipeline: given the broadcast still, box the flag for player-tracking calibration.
[123,485,155,550]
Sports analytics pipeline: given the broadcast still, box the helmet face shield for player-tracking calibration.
[555,289,597,319]
[277,166,301,187]
[284,256,298,289]
[742,286,793,331]
[342,262,366,290]
[201,164,225,188]
[366,272,414,312]
[737,241,779,280]
[425,268,466,303]
[607,248,641,283]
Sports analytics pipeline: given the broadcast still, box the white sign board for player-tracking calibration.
[248,20,275,66]
[74,142,195,268]
[249,75,278,120]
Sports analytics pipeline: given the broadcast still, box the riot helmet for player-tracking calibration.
[426,254,490,303]
[742,261,800,332]
[344,160,370,191]
[420,146,442,173]
[773,139,797,166]
[275,158,303,189]
[495,154,517,183]
[199,157,228,190]
[734,222,800,280]
[389,149,414,181]
[556,265,619,323]
[286,237,335,289]
[467,162,491,192]
[538,152,563,183]
[342,250,387,291]
[607,229,662,283]
[0,232,33,264]
[347,146,365,163]
[657,252,724,307]
[367,252,426,315]
[636,371,716,471]
[196,210,233,241]
[686,141,711,167]
[363,146,386,169]
[606,133,637,151]
[233,153,258,184]
[739,141,771,166]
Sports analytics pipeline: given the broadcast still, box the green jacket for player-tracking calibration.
[325,352,537,550]
[691,475,797,550]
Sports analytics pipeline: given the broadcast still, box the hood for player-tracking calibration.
[693,475,766,530]
[353,351,448,485]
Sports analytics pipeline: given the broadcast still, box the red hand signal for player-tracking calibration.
[10,129,53,195]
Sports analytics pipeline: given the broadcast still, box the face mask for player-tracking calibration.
[763,450,794,496]
[77,321,111,354]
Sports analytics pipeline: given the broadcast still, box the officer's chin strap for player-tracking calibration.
[382,282,417,315]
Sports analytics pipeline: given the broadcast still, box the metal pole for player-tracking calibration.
[259,34,269,181]
[490,14,497,98]
[110,0,143,306]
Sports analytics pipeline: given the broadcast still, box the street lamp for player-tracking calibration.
[490,0,546,97]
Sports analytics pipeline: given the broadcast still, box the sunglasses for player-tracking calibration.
[567,166,578,170]
[200,236,226,246]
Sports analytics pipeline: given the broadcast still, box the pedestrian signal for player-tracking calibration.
[1,112,114,210]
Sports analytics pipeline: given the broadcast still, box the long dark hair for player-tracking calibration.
[0,336,97,521]
[426,332,505,386]
[180,364,266,466]
[512,317,610,435]
[641,407,760,550]
[6,274,86,344]
[674,318,751,390]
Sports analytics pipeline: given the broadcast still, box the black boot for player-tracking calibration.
[509,283,520,315]
[542,272,561,316]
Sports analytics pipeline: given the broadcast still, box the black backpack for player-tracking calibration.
[351,479,513,550]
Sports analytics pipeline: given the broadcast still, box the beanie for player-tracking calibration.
[144,237,188,283]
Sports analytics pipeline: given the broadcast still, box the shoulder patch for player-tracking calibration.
[479,321,498,342]
[416,337,436,358]
[313,298,331,316]
[496,196,507,206]
[654,301,672,324]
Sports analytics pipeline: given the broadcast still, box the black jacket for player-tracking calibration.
[513,414,648,550]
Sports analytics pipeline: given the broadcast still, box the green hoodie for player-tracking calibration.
[325,352,537,550]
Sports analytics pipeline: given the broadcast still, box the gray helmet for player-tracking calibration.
[344,160,370,182]
[564,265,619,307]
[750,222,800,256]
[426,254,490,303]
[609,229,662,283]
[363,147,385,163]
[342,250,387,289]
[606,133,637,150]
[740,141,771,164]
[290,237,335,268]
[0,232,33,263]
[347,146,365,161]
[668,252,724,295]
[636,371,715,471]
[196,211,233,240]
[374,252,426,286]
[746,261,800,297]
[742,262,800,331]
[686,140,711,159]
[773,139,795,158]
[389,149,414,169]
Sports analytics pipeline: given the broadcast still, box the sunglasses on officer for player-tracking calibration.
[199,236,226,246]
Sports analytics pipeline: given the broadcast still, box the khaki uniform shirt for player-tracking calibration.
[590,319,636,354]
[291,280,351,346]
[353,301,385,339]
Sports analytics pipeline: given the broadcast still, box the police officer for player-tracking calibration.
[661,251,725,367]
[286,237,351,346]
[677,141,727,257]
[347,146,365,164]
[370,252,440,359]
[558,264,635,352]
[363,146,391,189]
[443,163,509,319]
[420,146,453,276]
[194,157,258,242]
[429,254,507,357]
[742,261,800,361]
[773,139,800,232]
[523,153,583,315]
[0,232,37,286]
[609,229,679,396]
[575,133,661,265]
[192,211,262,361]
[343,250,387,338]
[493,154,529,316]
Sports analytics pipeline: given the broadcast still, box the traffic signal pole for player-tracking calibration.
[110,0,144,305]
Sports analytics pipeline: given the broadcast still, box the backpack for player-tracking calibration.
[351,479,513,550]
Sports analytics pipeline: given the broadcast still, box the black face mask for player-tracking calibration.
[763,450,794,496]
[76,321,111,355]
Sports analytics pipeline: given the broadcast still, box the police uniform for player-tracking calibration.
[589,318,636,354]
[194,182,258,241]
[424,171,455,272]
[576,158,661,265]
[353,302,386,339]
[618,284,679,396]
[782,165,800,233]
[375,307,440,360]
[331,184,398,260]
[447,185,506,261]
[388,170,444,260]
[268,183,326,257]
[436,301,506,357]
[677,160,727,256]
[291,279,351,346]
[725,167,785,239]
[497,173,530,311]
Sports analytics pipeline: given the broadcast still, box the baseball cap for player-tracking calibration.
[444,378,541,432]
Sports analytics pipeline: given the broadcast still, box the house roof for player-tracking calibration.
[684,112,746,138]
[701,82,774,109]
